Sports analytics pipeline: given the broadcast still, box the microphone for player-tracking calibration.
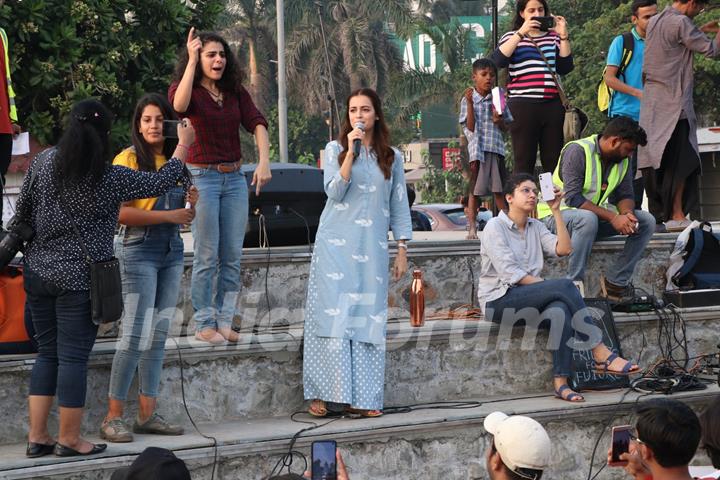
[352,121,365,158]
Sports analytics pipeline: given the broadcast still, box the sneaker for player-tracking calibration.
[664,219,691,232]
[100,418,133,443]
[133,413,184,436]
[599,276,634,303]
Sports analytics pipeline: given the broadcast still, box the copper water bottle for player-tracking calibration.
[410,269,425,327]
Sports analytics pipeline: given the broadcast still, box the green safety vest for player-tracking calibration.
[537,135,629,218]
[0,28,17,123]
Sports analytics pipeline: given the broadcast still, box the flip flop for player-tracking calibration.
[346,407,383,417]
[594,352,640,375]
[308,400,327,417]
[554,384,585,403]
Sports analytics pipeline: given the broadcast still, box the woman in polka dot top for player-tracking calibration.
[17,99,194,458]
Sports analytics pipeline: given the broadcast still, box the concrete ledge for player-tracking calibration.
[1,306,718,446]
[153,233,678,338]
[1,386,717,479]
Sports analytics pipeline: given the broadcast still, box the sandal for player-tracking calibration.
[308,400,327,417]
[594,351,640,375]
[554,384,585,403]
[346,407,383,417]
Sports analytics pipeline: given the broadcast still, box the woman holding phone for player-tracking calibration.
[20,99,192,457]
[490,0,573,174]
[99,93,198,443]
[303,88,412,418]
[170,28,271,344]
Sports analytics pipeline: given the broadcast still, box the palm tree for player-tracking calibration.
[223,0,278,113]
[284,0,417,120]
[387,17,476,127]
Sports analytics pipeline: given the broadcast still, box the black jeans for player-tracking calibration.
[507,98,565,175]
[24,268,98,408]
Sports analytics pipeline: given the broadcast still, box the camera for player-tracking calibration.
[162,120,181,139]
[0,215,34,269]
[532,16,555,31]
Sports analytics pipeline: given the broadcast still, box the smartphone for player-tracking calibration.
[609,425,632,466]
[539,172,555,203]
[311,440,337,480]
[162,120,181,139]
[532,16,555,31]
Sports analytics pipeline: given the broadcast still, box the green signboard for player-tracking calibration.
[398,16,493,73]
[393,16,494,138]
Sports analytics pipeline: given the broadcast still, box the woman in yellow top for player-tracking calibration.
[100,93,198,443]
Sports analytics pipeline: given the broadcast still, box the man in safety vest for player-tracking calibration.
[537,116,655,302]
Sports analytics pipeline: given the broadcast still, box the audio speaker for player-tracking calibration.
[241,163,326,248]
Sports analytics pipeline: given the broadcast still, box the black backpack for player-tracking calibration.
[672,223,720,289]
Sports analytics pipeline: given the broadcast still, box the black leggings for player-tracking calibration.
[0,133,12,224]
[507,98,565,174]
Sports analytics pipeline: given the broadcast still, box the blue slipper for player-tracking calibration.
[594,352,639,375]
[555,384,585,403]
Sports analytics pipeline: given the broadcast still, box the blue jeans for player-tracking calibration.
[542,209,655,285]
[188,166,249,330]
[485,279,603,377]
[24,268,98,408]
[108,219,184,400]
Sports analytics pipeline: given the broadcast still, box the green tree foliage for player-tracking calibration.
[417,143,467,203]
[223,0,277,114]
[265,105,329,164]
[284,0,416,118]
[1,0,223,147]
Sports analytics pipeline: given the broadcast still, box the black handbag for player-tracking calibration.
[61,198,124,325]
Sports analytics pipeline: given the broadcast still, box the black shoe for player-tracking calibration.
[26,442,56,458]
[54,443,107,457]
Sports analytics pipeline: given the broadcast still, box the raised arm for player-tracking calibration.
[173,28,202,113]
[497,17,540,59]
[112,120,195,203]
[680,17,719,58]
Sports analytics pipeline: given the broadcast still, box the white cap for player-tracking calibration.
[484,411,551,479]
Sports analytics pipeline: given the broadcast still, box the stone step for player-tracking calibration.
[1,386,717,480]
[143,233,678,338]
[1,304,718,446]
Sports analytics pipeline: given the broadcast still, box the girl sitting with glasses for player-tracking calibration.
[477,173,639,402]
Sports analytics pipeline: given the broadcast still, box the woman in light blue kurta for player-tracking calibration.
[303,88,412,417]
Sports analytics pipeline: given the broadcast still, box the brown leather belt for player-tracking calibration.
[187,160,242,173]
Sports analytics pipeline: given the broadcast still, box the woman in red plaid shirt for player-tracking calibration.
[170,28,272,344]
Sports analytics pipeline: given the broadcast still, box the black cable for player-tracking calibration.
[585,389,651,480]
[169,337,219,480]
[268,413,342,478]
[272,400,487,478]
[248,209,302,344]
[288,207,312,255]
[589,462,605,480]
[382,400,483,415]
